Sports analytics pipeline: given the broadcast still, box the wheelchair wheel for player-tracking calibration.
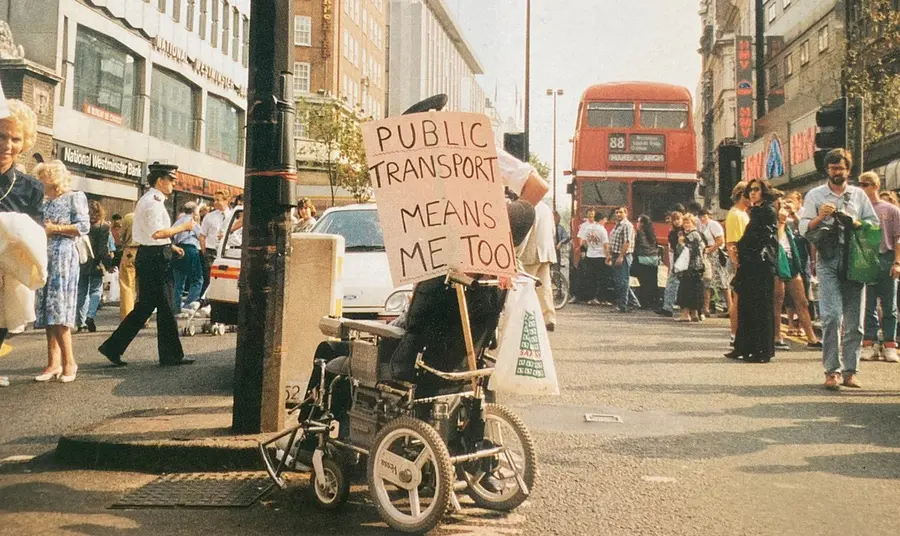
[367,417,454,533]
[462,404,536,511]
[309,457,350,510]
[551,266,569,310]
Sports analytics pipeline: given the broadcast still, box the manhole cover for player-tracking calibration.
[112,472,273,508]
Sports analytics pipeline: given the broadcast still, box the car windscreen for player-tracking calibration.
[312,209,385,251]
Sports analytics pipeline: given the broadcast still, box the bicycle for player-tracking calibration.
[551,262,569,310]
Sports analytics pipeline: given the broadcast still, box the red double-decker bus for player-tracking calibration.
[568,81,699,245]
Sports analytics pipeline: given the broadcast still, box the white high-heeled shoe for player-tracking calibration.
[35,367,62,382]
[60,365,78,383]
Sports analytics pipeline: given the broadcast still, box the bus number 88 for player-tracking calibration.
[609,134,626,152]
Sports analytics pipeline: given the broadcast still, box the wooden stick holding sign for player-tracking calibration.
[361,112,516,286]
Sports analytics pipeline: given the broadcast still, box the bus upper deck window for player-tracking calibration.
[586,102,635,128]
[639,103,689,129]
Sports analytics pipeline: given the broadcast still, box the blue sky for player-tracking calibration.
[446,0,702,199]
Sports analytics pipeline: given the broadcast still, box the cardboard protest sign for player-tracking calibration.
[361,111,515,286]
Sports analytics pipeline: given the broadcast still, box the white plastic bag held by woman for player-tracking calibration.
[490,277,559,396]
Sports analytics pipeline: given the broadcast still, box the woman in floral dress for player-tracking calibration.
[33,160,89,383]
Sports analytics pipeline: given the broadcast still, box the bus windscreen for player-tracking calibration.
[632,181,697,222]
[586,102,635,128]
[638,103,689,130]
[580,180,628,208]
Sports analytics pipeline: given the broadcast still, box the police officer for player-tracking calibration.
[99,163,195,366]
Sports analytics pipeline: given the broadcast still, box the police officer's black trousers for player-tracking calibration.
[100,245,184,363]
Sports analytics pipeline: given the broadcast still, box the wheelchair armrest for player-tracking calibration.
[343,319,406,340]
[319,316,350,339]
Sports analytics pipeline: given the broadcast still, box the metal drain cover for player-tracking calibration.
[112,472,273,508]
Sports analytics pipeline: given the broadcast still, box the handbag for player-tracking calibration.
[848,222,881,284]
[489,277,560,396]
[75,234,93,265]
[717,247,727,267]
[672,247,690,274]
[776,244,792,280]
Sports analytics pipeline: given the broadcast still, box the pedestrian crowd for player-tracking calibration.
[563,146,900,390]
[0,99,321,386]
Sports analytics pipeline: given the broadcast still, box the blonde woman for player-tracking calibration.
[33,160,89,383]
[0,99,45,386]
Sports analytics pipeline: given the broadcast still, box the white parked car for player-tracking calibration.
[311,204,412,320]
[206,204,411,325]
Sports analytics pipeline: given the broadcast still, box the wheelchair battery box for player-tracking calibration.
[349,387,381,449]
[350,340,379,386]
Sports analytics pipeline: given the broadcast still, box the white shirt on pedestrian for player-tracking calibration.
[518,201,558,265]
[577,222,609,258]
[199,209,227,251]
[699,219,724,246]
[132,188,171,246]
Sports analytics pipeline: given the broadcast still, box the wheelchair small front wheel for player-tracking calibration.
[367,417,454,533]
[309,457,350,510]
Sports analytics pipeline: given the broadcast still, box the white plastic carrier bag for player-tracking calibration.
[489,277,560,396]
[102,270,120,303]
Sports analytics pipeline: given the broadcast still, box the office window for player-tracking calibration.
[783,0,790,7]
[768,65,779,90]
[295,16,311,46]
[232,8,240,61]
[206,94,242,163]
[294,62,310,94]
[818,25,829,52]
[362,9,367,36]
[294,111,308,139]
[211,0,218,47]
[200,0,208,40]
[799,40,809,65]
[784,53,793,77]
[241,16,249,67]
[767,3,776,23]
[222,1,230,54]
[73,27,140,129]
[150,68,197,149]
[159,0,166,13]
[186,0,195,30]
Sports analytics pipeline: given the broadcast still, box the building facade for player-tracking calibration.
[1,0,248,217]
[386,0,485,116]
[292,0,389,208]
[696,0,847,212]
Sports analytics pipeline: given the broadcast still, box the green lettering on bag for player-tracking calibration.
[516,311,546,378]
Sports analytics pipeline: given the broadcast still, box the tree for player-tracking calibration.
[844,2,900,146]
[528,153,551,179]
[297,98,372,205]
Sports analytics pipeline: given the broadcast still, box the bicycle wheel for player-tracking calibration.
[551,267,569,310]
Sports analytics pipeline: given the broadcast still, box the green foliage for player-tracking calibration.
[845,2,900,145]
[297,98,372,205]
[528,153,551,179]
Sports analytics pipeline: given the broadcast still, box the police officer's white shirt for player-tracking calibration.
[199,209,226,250]
[132,187,172,246]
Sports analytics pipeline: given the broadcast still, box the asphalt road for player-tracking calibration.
[2,304,900,535]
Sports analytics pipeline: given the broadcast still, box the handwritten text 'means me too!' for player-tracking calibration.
[367,119,499,188]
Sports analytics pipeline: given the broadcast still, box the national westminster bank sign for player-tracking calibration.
[55,141,145,182]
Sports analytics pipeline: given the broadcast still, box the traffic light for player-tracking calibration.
[717,145,742,209]
[503,132,529,162]
[814,97,848,175]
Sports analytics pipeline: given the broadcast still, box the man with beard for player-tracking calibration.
[799,148,878,389]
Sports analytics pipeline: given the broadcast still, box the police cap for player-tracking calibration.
[147,162,178,186]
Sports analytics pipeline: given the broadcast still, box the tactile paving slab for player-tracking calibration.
[112,472,273,508]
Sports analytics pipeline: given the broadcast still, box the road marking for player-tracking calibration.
[1,455,35,464]
[642,475,677,483]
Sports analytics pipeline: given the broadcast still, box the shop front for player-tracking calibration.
[55,140,144,217]
[167,170,243,220]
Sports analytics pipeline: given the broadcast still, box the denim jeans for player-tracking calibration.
[818,253,864,376]
[864,251,898,346]
[613,253,640,311]
[173,245,204,310]
[76,269,103,327]
[661,268,681,312]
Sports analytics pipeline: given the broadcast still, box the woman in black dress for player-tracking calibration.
[675,214,706,322]
[726,178,779,362]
